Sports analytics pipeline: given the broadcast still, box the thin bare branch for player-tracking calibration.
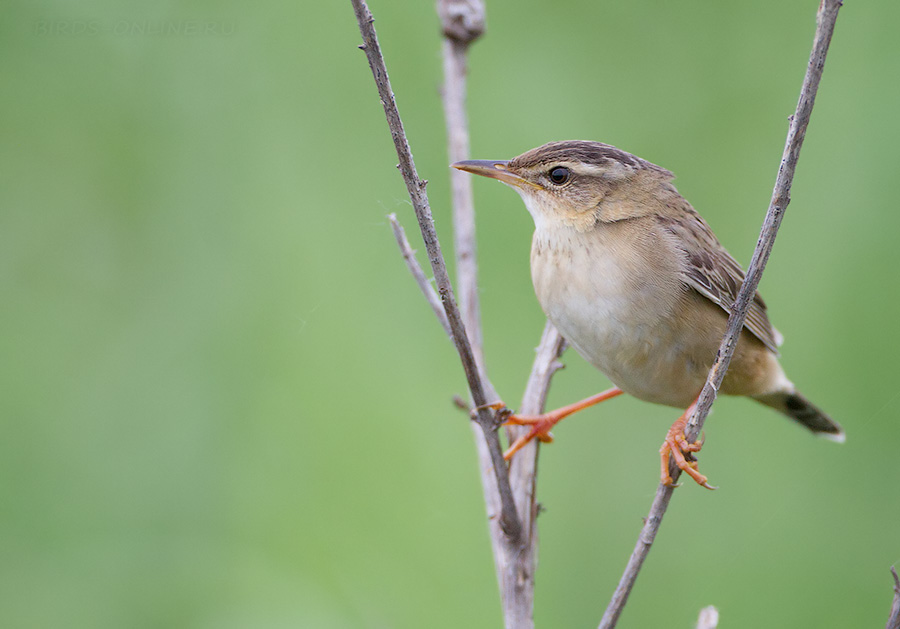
[599,1,843,626]
[498,321,565,628]
[683,0,843,444]
[351,0,521,541]
[437,0,576,629]
[887,566,900,629]
[388,213,451,337]
[437,2,569,625]
[443,35,486,380]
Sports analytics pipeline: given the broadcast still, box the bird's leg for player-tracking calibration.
[498,387,624,460]
[660,399,716,490]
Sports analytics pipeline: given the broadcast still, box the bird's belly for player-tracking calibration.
[552,298,707,409]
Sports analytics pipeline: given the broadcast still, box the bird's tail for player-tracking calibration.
[752,390,845,442]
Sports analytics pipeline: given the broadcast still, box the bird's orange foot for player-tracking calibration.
[501,411,561,460]
[471,402,549,460]
[659,415,716,490]
[486,388,625,461]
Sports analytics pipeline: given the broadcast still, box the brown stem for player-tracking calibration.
[437,2,567,626]
[499,321,565,628]
[350,0,521,542]
[388,214,451,338]
[599,1,844,626]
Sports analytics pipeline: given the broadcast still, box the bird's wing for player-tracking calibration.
[658,211,783,354]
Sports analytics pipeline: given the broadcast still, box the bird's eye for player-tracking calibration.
[548,167,570,185]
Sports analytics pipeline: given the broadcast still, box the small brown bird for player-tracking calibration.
[453,141,844,488]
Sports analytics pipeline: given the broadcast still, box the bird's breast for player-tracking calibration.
[530,219,707,407]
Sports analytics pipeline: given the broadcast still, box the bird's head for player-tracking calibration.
[453,140,674,231]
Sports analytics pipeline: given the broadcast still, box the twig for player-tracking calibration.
[441,0,487,381]
[497,321,565,628]
[447,322,565,629]
[599,1,843,627]
[887,566,900,629]
[351,0,521,541]
[437,2,567,626]
[388,214,451,337]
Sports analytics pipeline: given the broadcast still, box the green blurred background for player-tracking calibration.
[2,0,898,627]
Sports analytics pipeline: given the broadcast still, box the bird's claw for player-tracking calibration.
[660,415,716,490]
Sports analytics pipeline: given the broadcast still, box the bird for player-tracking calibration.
[452,140,844,488]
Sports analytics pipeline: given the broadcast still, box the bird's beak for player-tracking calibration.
[451,160,542,190]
